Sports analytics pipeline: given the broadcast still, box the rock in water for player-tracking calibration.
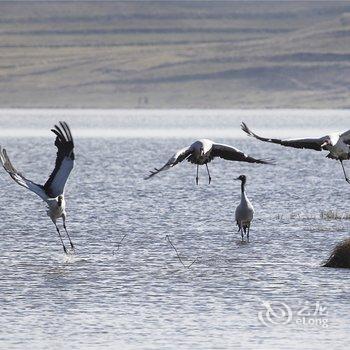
[323,238,350,268]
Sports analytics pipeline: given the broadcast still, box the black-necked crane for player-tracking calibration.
[241,122,350,184]
[0,121,75,254]
[235,175,254,242]
[145,138,272,184]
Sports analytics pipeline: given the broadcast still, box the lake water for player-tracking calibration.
[0,109,350,350]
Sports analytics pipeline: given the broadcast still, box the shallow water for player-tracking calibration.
[0,109,350,349]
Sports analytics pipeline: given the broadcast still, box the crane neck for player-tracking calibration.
[241,181,245,194]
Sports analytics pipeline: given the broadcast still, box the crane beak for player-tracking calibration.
[320,141,328,148]
[235,177,240,180]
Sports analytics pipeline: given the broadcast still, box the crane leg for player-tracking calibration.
[243,226,247,241]
[54,223,67,254]
[240,223,244,242]
[196,164,199,185]
[63,216,74,251]
[340,160,350,184]
[205,163,212,184]
[247,225,250,242]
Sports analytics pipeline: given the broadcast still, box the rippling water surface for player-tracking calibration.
[1,110,350,349]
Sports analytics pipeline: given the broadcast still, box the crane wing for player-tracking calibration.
[0,147,47,200]
[144,146,193,179]
[241,122,326,151]
[211,143,273,164]
[43,121,75,198]
[340,129,350,145]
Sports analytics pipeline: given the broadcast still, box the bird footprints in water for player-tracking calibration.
[166,235,197,268]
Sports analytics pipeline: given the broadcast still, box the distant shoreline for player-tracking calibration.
[1,2,350,109]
